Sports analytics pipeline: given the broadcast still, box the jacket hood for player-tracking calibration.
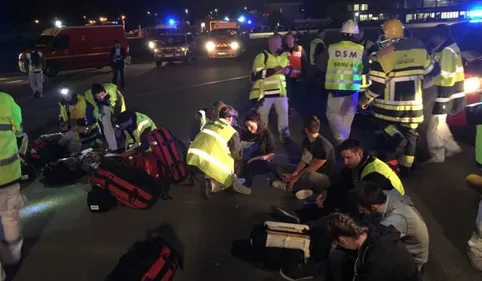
[383,189,414,215]
[364,223,401,250]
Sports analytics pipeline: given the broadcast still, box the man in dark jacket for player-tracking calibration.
[325,213,420,281]
[110,40,126,89]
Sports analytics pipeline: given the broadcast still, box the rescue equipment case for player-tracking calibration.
[105,236,182,281]
[90,158,164,210]
[148,126,189,183]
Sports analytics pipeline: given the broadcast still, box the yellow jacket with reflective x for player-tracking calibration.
[249,50,289,100]
[187,118,237,187]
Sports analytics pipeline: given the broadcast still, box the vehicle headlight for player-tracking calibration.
[148,41,155,49]
[180,47,186,52]
[205,41,215,51]
[464,77,481,93]
[231,41,239,50]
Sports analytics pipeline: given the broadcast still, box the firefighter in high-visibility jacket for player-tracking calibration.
[114,111,157,158]
[249,35,292,143]
[187,106,251,198]
[283,32,308,109]
[310,29,326,67]
[20,46,46,99]
[57,87,101,152]
[426,24,466,163]
[0,92,27,277]
[359,19,440,175]
[189,100,226,142]
[316,20,367,144]
[85,83,126,150]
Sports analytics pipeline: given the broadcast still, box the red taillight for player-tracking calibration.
[465,73,471,79]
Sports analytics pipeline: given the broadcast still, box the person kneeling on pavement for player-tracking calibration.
[187,105,251,197]
[114,111,157,158]
[57,86,101,152]
[272,115,336,200]
[325,212,420,281]
[339,138,405,195]
[350,181,429,271]
[189,100,226,142]
[239,110,276,187]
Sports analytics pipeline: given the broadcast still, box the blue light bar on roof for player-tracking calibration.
[469,8,482,19]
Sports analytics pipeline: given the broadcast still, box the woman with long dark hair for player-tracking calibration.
[240,110,276,187]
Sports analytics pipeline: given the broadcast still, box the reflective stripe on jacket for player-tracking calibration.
[432,40,465,115]
[366,38,436,125]
[187,118,236,187]
[325,41,364,91]
[249,51,288,100]
[124,112,157,151]
[0,92,22,188]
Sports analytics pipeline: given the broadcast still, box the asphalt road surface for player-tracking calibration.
[1,42,481,281]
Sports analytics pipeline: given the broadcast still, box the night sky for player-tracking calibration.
[3,0,265,26]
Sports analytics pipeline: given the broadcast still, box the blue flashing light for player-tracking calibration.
[224,16,229,21]
[247,20,252,24]
[168,18,175,25]
[238,16,245,23]
[469,7,482,19]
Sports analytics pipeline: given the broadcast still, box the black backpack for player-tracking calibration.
[87,186,117,212]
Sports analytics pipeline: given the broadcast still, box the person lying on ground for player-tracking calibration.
[239,110,276,187]
[271,115,336,200]
[350,181,429,271]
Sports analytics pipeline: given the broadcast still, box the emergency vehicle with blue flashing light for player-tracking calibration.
[445,9,482,127]
[147,22,196,66]
[204,22,247,59]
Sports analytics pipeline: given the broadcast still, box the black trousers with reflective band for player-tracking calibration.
[375,120,418,169]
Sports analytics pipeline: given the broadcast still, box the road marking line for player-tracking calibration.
[4,79,25,84]
[135,75,249,98]
[161,62,168,67]
[23,75,249,116]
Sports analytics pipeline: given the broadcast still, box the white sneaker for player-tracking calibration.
[232,182,252,195]
[295,190,313,200]
[272,180,288,191]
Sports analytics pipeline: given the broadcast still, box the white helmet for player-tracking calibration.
[341,20,359,35]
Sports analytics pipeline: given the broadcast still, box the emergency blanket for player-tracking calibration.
[467,195,482,271]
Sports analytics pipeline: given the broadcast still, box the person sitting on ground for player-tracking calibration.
[339,138,405,195]
[350,181,429,272]
[189,100,226,142]
[272,115,336,200]
[187,105,251,197]
[114,110,157,158]
[324,212,420,281]
[239,110,276,187]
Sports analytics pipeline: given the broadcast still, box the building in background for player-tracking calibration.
[344,0,476,23]
[265,0,305,28]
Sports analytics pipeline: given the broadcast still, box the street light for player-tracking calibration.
[214,9,218,13]
[34,19,39,24]
[244,7,247,10]
[83,16,86,19]
[354,12,360,16]
[54,20,62,27]
[185,9,188,14]
[147,11,150,15]
[238,16,245,23]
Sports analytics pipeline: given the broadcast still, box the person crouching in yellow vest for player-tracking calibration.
[317,20,367,145]
[249,35,292,143]
[57,86,102,152]
[114,111,157,158]
[85,83,126,151]
[0,92,27,275]
[187,105,252,198]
